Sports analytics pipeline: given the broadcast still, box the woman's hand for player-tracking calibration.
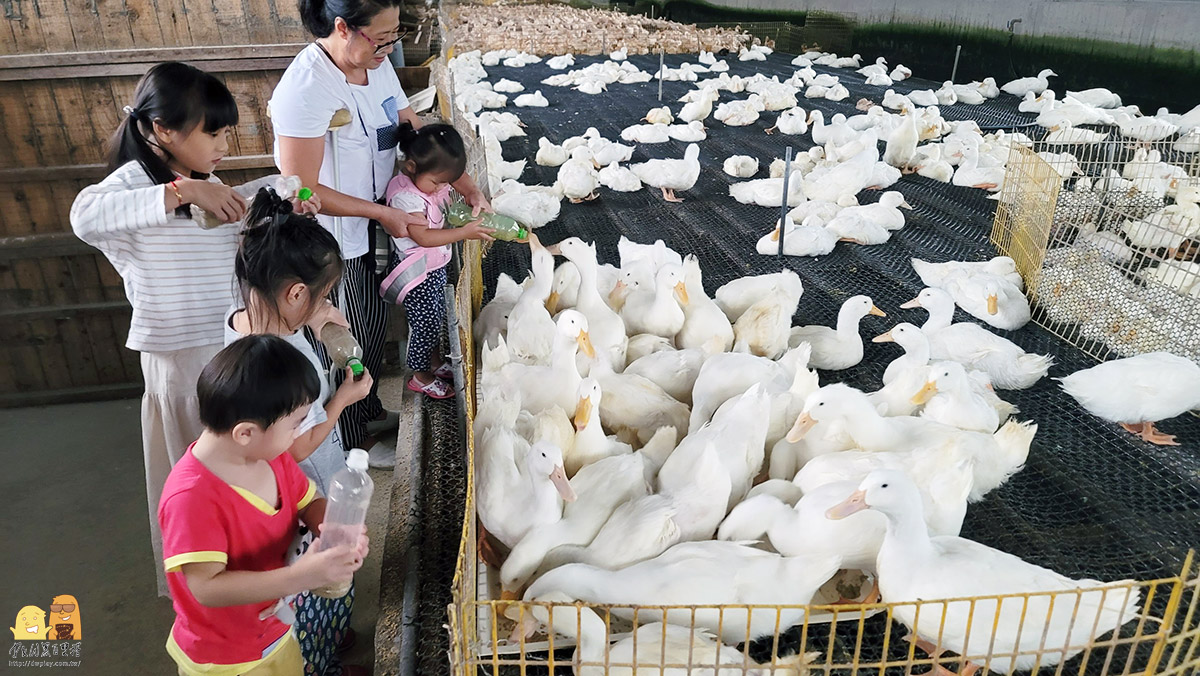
[463,189,493,217]
[460,219,496,242]
[378,207,428,239]
[179,179,247,223]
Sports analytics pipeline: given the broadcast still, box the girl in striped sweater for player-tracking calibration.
[70,61,318,597]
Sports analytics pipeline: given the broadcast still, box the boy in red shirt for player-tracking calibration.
[158,335,368,676]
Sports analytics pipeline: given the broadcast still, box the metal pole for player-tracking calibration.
[950,44,962,83]
[778,146,793,259]
[658,50,665,101]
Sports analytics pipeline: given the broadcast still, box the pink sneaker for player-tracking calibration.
[407,376,454,399]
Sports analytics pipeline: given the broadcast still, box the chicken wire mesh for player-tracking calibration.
[990,131,1200,365]
[421,8,1200,676]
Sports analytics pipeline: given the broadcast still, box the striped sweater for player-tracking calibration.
[70,161,254,353]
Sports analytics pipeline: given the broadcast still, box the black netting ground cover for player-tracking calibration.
[425,49,1199,676]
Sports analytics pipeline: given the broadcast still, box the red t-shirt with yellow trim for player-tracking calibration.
[158,444,316,669]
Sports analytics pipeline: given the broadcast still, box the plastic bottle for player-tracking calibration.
[319,323,365,380]
[312,448,374,599]
[194,176,308,229]
[442,201,529,241]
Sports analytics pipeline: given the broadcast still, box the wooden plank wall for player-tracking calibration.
[0,49,296,406]
[1,0,309,55]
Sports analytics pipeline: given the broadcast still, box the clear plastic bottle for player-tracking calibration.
[442,201,529,241]
[319,323,365,380]
[312,448,374,599]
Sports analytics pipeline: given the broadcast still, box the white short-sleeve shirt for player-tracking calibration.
[270,44,410,259]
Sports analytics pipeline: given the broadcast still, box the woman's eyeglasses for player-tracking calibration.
[353,28,405,54]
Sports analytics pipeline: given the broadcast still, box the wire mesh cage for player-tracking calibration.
[990,127,1200,364]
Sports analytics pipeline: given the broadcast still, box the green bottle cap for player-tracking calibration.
[347,357,364,377]
[298,187,313,201]
[517,226,528,241]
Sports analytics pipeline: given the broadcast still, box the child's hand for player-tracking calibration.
[181,179,247,223]
[296,538,362,590]
[461,219,496,242]
[292,192,322,216]
[334,366,373,407]
[307,301,349,333]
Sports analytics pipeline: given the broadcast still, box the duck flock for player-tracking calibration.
[445,10,1200,675]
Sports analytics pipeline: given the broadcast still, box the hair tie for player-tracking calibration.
[123,105,138,119]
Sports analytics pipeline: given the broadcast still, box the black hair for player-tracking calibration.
[397,122,467,182]
[198,335,321,434]
[236,187,344,331]
[299,0,402,37]
[107,62,238,187]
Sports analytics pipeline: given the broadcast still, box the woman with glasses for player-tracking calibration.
[270,0,490,476]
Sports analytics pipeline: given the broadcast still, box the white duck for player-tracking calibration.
[766,107,808,135]
[666,120,707,142]
[915,361,1002,433]
[474,272,521,349]
[714,269,803,323]
[975,76,1000,98]
[477,434,576,551]
[620,123,672,144]
[829,471,1142,675]
[676,254,735,352]
[903,287,1052,389]
[505,241,558,363]
[1120,184,1200,251]
[679,86,719,122]
[883,112,920,169]
[597,162,643,192]
[497,447,657,595]
[857,56,888,77]
[952,137,1006,190]
[568,378,634,475]
[730,177,807,208]
[631,143,701,202]
[1058,352,1200,446]
[790,385,1037,501]
[624,344,713,406]
[589,358,690,446]
[942,272,1031,330]
[484,310,594,415]
[621,264,688,338]
[523,541,841,645]
[912,256,1023,290]
[643,105,674,125]
[547,261,579,314]
[556,237,628,371]
[588,137,634,168]
[493,180,561,230]
[833,191,912,231]
[1001,68,1057,97]
[788,295,886,370]
[722,155,759,177]
[519,590,818,676]
[756,215,838,258]
[514,90,549,107]
[882,89,914,112]
[732,279,803,360]
[557,147,600,203]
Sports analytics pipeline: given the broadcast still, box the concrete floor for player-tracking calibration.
[0,396,396,675]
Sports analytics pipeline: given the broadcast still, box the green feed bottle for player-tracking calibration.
[442,201,529,242]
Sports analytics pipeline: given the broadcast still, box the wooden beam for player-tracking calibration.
[0,43,307,70]
[0,232,98,260]
[0,154,277,183]
[0,300,131,321]
[0,57,301,81]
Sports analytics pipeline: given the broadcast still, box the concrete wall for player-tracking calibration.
[688,0,1200,51]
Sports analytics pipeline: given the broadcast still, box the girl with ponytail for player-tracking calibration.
[227,188,372,676]
[69,61,317,599]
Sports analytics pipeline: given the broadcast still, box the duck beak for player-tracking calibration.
[899,297,922,309]
[826,489,868,520]
[911,381,938,405]
[900,200,913,210]
[573,395,592,430]
[674,281,690,305]
[607,280,626,306]
[986,294,998,315]
[577,330,596,358]
[499,589,520,601]
[872,330,894,343]
[545,242,562,255]
[868,305,886,317]
[770,227,780,241]
[548,465,577,502]
[507,612,539,643]
[786,412,817,442]
[545,291,560,314]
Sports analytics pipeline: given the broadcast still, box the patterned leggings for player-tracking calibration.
[400,264,448,373]
[292,527,355,676]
